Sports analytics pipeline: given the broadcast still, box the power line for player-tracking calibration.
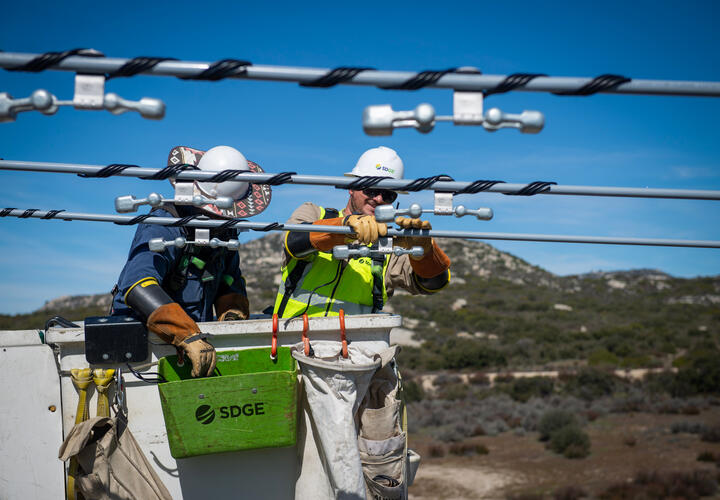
[2,51,720,97]
[1,208,718,249]
[2,160,719,201]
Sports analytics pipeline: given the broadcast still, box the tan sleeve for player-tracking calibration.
[281,203,324,267]
[286,202,323,225]
[385,254,422,296]
[385,245,451,296]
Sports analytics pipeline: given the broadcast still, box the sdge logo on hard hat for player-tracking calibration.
[374,163,395,174]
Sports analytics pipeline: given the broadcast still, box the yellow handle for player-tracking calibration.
[68,368,94,500]
[92,369,115,418]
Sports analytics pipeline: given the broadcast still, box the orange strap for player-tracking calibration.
[339,309,348,358]
[302,313,311,356]
[271,314,278,360]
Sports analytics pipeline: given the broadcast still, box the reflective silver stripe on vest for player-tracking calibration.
[285,287,371,315]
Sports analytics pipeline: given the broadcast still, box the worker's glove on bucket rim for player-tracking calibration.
[146,302,217,378]
[343,214,388,245]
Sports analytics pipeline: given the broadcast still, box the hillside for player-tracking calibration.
[2,235,718,373]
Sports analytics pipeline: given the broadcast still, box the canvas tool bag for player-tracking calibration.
[292,340,404,500]
[58,416,172,500]
[357,357,407,500]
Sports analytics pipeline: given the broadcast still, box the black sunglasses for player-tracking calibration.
[362,188,398,203]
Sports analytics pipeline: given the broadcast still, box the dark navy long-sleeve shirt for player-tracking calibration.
[111,207,247,322]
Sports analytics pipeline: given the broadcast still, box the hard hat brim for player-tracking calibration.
[167,146,272,219]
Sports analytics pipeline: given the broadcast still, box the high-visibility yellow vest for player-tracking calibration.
[274,207,389,318]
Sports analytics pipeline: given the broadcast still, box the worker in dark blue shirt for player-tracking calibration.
[112,146,269,377]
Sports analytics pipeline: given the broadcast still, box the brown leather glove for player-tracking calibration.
[215,293,250,321]
[394,216,451,277]
[176,335,217,378]
[394,216,433,256]
[344,214,387,244]
[147,302,216,377]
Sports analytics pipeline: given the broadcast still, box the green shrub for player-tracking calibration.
[587,348,619,367]
[427,443,446,458]
[448,442,489,456]
[442,383,469,401]
[440,338,507,370]
[403,380,425,403]
[599,469,719,499]
[508,376,555,402]
[700,425,720,443]
[697,451,717,463]
[675,348,720,395]
[538,410,577,441]
[549,425,591,459]
[563,368,617,401]
[553,485,587,500]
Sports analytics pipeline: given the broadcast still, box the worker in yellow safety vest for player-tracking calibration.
[274,146,451,318]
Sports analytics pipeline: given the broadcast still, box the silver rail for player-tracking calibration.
[2,160,719,201]
[1,209,718,248]
[2,52,720,97]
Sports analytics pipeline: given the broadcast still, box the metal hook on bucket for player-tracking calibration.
[270,314,278,361]
[302,313,312,357]
[339,309,348,359]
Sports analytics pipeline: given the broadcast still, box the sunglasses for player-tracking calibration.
[362,188,398,203]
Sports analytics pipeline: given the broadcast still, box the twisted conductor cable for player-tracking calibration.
[402,175,455,192]
[106,56,178,79]
[114,214,153,225]
[380,68,458,90]
[506,181,557,196]
[168,215,205,227]
[344,176,388,190]
[454,180,506,195]
[4,48,103,72]
[553,74,631,96]
[484,73,547,97]
[301,67,374,87]
[139,163,199,180]
[78,164,140,178]
[179,59,252,81]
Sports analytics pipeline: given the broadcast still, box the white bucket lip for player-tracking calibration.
[291,342,382,372]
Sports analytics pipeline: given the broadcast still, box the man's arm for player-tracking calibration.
[283,202,347,261]
[386,218,451,296]
[114,220,216,377]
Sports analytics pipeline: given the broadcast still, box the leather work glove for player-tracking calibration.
[343,214,388,245]
[394,216,433,258]
[147,302,217,377]
[394,216,451,277]
[176,334,217,378]
[215,293,250,321]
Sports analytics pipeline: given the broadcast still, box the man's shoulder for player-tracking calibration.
[288,202,326,223]
[131,207,183,239]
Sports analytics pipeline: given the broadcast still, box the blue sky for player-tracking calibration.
[1,1,719,313]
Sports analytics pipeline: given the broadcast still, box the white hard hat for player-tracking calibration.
[345,146,405,180]
[196,146,250,201]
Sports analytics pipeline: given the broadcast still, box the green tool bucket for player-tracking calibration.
[157,347,297,458]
